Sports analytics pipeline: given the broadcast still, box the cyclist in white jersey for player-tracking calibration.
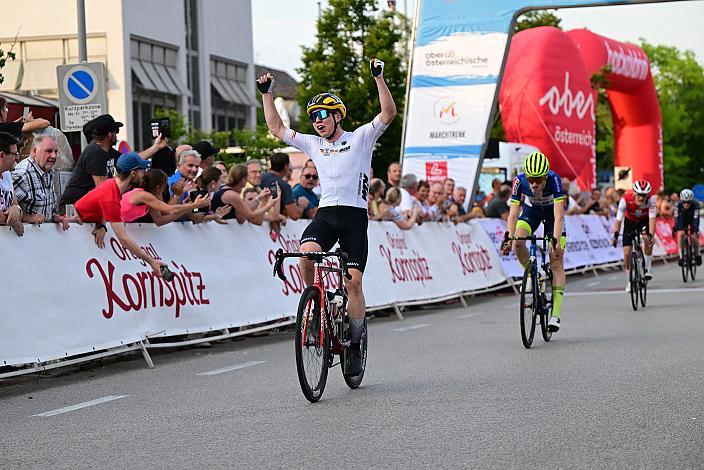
[258,58,396,376]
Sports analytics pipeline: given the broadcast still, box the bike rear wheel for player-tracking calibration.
[295,286,330,403]
[342,316,368,389]
[540,268,553,342]
[520,263,537,349]
[689,238,697,281]
[629,253,639,311]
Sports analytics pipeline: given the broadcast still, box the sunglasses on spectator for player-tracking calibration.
[527,176,545,184]
[303,173,318,180]
[309,109,331,122]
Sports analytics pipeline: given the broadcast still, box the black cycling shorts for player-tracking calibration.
[300,206,369,272]
[622,218,649,247]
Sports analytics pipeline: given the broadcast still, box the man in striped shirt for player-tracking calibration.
[12,135,70,230]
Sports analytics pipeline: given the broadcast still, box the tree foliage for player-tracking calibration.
[296,0,409,177]
[0,41,17,85]
[515,10,561,32]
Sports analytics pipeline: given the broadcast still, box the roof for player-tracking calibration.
[254,65,299,100]
[0,91,59,108]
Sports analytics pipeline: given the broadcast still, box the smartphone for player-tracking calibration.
[189,189,209,213]
[269,183,278,199]
[150,118,171,138]
[23,106,30,118]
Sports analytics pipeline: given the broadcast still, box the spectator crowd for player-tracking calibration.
[0,110,689,276]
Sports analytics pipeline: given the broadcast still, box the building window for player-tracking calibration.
[210,56,254,132]
[130,37,184,149]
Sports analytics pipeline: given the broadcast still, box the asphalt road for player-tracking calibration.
[2,261,703,469]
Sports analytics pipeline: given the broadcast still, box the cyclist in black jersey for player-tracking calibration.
[674,188,702,266]
[258,58,396,376]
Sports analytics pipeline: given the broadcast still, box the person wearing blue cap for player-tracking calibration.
[75,152,166,277]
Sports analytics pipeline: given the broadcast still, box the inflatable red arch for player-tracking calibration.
[500,26,663,191]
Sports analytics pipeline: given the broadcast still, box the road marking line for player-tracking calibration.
[586,281,600,287]
[196,360,266,376]
[33,395,129,417]
[457,312,482,319]
[392,323,431,332]
[567,287,704,297]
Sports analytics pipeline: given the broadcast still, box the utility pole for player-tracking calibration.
[77,0,87,62]
[77,0,88,151]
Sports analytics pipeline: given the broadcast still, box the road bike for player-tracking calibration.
[273,248,367,402]
[505,235,554,349]
[679,227,697,283]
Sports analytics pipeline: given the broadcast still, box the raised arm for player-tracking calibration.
[371,59,397,125]
[138,134,169,160]
[257,73,286,140]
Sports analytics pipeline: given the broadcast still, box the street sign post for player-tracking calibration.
[57,62,107,133]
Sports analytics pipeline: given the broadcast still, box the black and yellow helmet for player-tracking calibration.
[523,151,550,178]
[306,93,347,119]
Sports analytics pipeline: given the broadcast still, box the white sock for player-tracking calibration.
[645,255,652,270]
[625,269,630,282]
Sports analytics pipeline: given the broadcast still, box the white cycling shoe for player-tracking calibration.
[625,281,631,292]
[644,269,653,281]
[548,316,561,332]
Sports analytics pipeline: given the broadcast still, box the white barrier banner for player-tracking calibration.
[1,220,507,366]
[365,221,507,306]
[474,217,524,278]
[578,214,622,262]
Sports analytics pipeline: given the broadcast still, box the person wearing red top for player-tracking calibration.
[611,179,657,290]
[75,152,166,277]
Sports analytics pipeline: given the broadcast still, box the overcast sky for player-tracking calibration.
[252,0,704,80]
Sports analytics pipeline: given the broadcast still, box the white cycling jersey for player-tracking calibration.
[281,115,388,209]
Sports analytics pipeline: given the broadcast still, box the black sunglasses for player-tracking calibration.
[303,174,318,180]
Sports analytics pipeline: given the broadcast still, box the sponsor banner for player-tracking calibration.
[404,84,495,152]
[0,220,507,366]
[403,157,478,205]
[653,217,678,256]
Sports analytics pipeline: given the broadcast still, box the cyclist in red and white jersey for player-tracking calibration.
[611,180,656,290]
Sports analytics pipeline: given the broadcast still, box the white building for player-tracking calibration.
[0,0,256,149]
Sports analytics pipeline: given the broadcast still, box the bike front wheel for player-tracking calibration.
[639,252,647,308]
[520,263,537,349]
[629,253,639,311]
[295,286,331,403]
